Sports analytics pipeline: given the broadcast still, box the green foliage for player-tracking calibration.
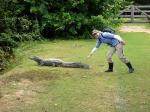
[0,0,42,70]
[0,49,7,71]
[0,47,14,72]
[90,15,110,30]
[102,0,125,18]
[0,0,129,70]
[0,33,17,47]
[16,16,32,32]
[19,0,126,38]
[0,0,127,40]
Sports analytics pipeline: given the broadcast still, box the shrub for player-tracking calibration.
[0,33,18,47]
[0,48,13,72]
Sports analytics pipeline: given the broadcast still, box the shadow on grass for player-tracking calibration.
[0,69,61,86]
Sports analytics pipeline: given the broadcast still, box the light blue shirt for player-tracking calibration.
[95,32,120,48]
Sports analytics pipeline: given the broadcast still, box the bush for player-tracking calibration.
[0,0,127,71]
[15,16,32,32]
[20,0,126,39]
[90,15,110,30]
[0,33,18,47]
[0,48,13,72]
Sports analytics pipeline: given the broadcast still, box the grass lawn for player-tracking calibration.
[0,32,150,112]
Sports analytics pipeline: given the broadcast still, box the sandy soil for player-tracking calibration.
[119,25,150,34]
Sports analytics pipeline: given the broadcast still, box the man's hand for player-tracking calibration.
[121,41,126,45]
[87,47,97,58]
[87,54,92,58]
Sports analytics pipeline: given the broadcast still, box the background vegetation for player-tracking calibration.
[0,0,150,111]
[0,0,128,71]
[1,0,149,71]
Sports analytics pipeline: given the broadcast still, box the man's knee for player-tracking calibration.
[107,57,113,63]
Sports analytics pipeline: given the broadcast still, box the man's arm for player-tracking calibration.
[88,47,98,57]
[88,40,101,57]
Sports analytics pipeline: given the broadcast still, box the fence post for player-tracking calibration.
[131,5,134,22]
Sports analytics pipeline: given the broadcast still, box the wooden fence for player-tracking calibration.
[119,5,150,23]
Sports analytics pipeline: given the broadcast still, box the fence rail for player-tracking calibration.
[119,5,150,23]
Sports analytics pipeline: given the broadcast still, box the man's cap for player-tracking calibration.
[92,29,101,35]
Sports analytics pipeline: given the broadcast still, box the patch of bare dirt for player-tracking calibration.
[0,79,43,112]
[119,26,150,34]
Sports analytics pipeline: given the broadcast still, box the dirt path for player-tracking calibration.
[119,25,150,34]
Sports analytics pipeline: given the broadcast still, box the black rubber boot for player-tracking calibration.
[126,62,134,73]
[105,63,113,72]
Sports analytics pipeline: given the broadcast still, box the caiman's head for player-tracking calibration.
[29,56,42,65]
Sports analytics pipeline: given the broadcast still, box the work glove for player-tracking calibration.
[121,41,126,45]
[87,54,92,58]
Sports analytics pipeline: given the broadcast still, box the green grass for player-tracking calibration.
[0,32,150,112]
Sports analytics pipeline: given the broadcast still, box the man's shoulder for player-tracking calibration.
[102,32,114,38]
[102,32,114,35]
